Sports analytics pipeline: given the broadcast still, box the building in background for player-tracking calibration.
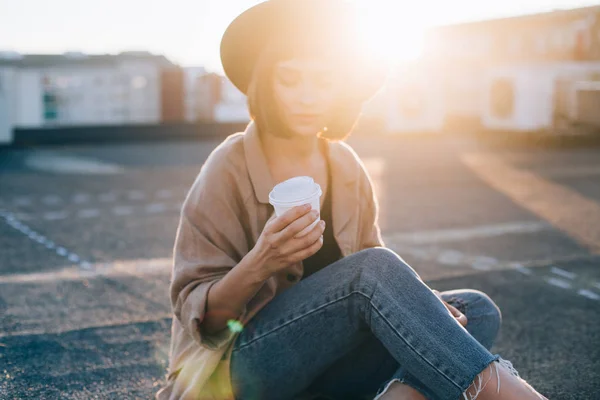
[0,51,174,129]
[0,66,14,144]
[3,5,599,145]
[182,67,209,122]
[383,63,447,134]
[177,69,248,123]
[213,77,249,123]
[420,5,600,130]
[161,66,186,123]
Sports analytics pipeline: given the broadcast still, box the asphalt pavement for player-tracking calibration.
[1,133,599,399]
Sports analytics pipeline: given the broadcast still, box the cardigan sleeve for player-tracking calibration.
[170,157,250,351]
[357,160,385,250]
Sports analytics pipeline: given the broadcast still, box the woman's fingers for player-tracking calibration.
[280,210,320,241]
[283,220,325,256]
[433,290,468,327]
[289,232,324,263]
[268,205,312,234]
[447,303,468,327]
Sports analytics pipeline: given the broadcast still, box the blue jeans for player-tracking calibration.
[230,248,501,400]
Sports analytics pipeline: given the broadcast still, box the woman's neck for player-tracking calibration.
[261,131,322,164]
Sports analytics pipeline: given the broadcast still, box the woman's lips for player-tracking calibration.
[293,114,319,124]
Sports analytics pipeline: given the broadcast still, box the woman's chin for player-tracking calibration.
[290,125,322,138]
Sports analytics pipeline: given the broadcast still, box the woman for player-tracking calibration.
[157,1,548,399]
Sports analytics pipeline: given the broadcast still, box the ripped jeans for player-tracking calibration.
[230,248,502,400]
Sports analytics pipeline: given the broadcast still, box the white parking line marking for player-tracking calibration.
[13,197,32,206]
[1,211,93,272]
[80,261,93,270]
[156,189,173,199]
[24,151,124,175]
[545,277,573,289]
[0,314,173,339]
[5,200,184,221]
[436,250,464,265]
[78,209,101,218]
[127,191,146,200]
[113,206,133,216]
[145,203,167,213]
[387,221,550,244]
[516,267,533,275]
[43,211,69,221]
[6,188,187,212]
[550,267,577,280]
[578,289,600,301]
[510,263,533,275]
[471,256,499,271]
[42,195,62,205]
[72,193,91,204]
[99,192,118,202]
[463,153,600,253]
[0,258,172,284]
[543,165,600,179]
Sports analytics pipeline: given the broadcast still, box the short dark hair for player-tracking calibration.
[246,35,364,141]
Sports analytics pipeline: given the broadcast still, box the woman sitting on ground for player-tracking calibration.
[157,1,547,399]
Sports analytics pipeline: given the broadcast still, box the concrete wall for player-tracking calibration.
[11,122,248,146]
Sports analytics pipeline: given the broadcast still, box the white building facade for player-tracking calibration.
[214,78,249,123]
[0,51,172,129]
[0,67,15,144]
[182,68,250,123]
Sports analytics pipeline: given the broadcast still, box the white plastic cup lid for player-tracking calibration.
[269,176,320,204]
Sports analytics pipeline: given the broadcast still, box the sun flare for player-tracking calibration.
[354,1,428,65]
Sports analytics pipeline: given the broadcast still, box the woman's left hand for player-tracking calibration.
[433,290,468,327]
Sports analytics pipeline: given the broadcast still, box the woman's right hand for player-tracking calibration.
[250,204,325,279]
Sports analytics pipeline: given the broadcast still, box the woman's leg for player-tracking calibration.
[304,290,502,400]
[231,248,501,400]
[374,290,502,399]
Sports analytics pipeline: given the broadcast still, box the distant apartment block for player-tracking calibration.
[0,51,173,129]
[421,5,600,127]
[177,69,248,123]
[0,51,249,144]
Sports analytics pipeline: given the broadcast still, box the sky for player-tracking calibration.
[1,0,598,73]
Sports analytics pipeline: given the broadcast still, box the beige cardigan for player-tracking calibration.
[156,121,384,399]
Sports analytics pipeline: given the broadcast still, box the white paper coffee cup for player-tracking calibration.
[269,176,322,237]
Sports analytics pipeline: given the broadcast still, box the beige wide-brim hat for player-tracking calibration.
[220,0,389,102]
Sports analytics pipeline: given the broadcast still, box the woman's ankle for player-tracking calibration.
[375,381,426,400]
[463,358,547,400]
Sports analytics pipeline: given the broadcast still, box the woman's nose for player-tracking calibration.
[297,81,318,106]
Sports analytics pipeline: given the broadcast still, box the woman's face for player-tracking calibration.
[272,57,339,137]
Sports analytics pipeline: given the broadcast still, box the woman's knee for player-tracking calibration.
[469,290,502,324]
[448,289,502,331]
[355,247,421,283]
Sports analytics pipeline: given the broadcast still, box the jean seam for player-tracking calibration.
[369,297,463,392]
[234,289,371,351]
[465,311,499,322]
[234,289,464,393]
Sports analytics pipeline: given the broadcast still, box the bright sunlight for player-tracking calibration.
[354,0,429,65]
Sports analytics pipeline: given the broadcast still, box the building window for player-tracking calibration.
[70,76,82,87]
[552,28,570,50]
[56,77,70,89]
[490,78,515,118]
[508,37,522,55]
[131,76,147,89]
[43,91,59,121]
[534,34,547,54]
